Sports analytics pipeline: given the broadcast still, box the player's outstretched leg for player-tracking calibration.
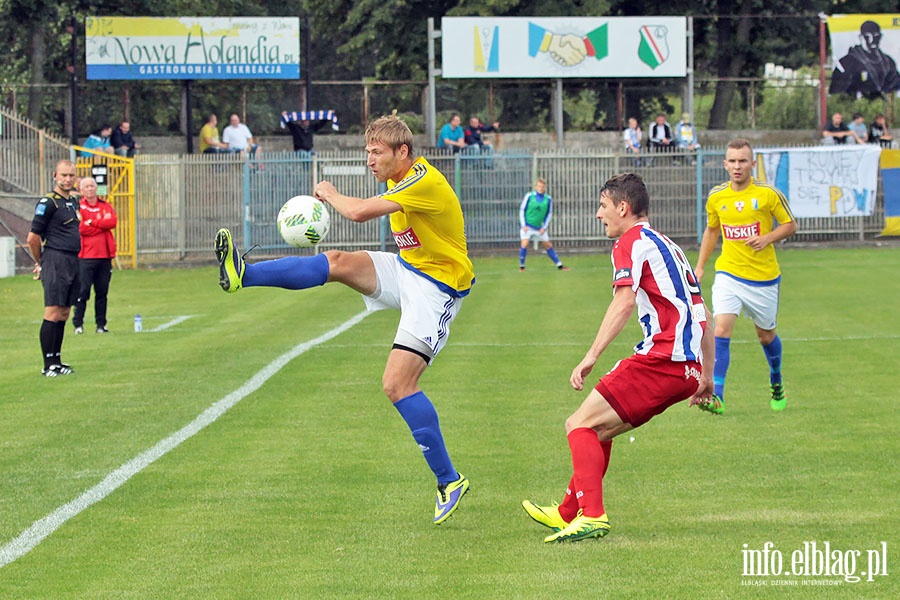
[215,228,245,293]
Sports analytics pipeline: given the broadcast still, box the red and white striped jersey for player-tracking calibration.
[611,222,707,362]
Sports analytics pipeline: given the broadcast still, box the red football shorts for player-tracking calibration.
[595,354,701,427]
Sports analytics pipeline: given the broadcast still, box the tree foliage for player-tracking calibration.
[1,0,898,135]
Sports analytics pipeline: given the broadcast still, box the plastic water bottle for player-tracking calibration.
[134,314,142,333]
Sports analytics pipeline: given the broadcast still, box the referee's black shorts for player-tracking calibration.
[41,248,81,307]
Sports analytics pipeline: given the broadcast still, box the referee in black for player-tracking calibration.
[27,159,82,376]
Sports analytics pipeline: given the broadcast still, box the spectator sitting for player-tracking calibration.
[222,114,262,168]
[111,121,140,157]
[437,114,466,153]
[623,117,644,165]
[199,114,239,154]
[869,114,894,148]
[675,113,701,151]
[847,113,868,144]
[81,125,114,156]
[822,112,853,145]
[648,113,674,152]
[464,116,499,152]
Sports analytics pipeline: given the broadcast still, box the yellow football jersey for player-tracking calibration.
[706,179,795,282]
[383,157,475,296]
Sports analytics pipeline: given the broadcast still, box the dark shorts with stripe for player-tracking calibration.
[41,248,81,307]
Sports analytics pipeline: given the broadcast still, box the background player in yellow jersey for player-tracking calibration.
[695,138,797,414]
[215,115,474,524]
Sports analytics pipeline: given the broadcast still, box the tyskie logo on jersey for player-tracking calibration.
[393,227,422,250]
[614,267,631,281]
[723,222,760,240]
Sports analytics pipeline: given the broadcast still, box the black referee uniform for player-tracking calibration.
[30,191,81,373]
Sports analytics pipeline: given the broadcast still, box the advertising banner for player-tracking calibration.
[86,17,300,80]
[441,17,686,79]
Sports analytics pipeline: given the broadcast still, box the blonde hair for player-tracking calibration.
[365,114,414,154]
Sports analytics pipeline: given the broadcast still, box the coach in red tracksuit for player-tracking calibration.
[73,177,117,334]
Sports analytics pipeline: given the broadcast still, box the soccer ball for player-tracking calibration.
[277,195,330,247]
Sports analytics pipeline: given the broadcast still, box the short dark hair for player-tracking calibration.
[600,173,649,218]
[727,138,753,154]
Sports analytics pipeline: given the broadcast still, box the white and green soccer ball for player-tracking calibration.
[277,195,331,248]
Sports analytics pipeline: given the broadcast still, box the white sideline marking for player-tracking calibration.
[0,311,369,569]
[148,315,195,332]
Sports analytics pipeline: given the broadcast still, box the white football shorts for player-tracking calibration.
[520,226,550,243]
[711,273,779,330]
[362,251,463,363]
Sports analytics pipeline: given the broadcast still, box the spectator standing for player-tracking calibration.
[847,113,868,144]
[73,177,117,335]
[464,116,499,151]
[437,114,466,153]
[675,113,701,151]
[694,138,798,415]
[518,178,569,271]
[82,125,114,155]
[522,173,715,543]
[822,112,853,144]
[869,114,894,148]
[623,117,643,165]
[648,114,674,152]
[26,160,81,376]
[222,114,261,159]
[111,121,140,157]
[281,111,327,156]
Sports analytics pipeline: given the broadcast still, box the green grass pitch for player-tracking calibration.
[0,247,897,598]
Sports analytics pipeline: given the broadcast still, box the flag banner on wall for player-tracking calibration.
[879,149,900,236]
[827,14,900,97]
[756,145,881,218]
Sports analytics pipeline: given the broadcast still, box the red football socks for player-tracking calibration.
[567,427,612,518]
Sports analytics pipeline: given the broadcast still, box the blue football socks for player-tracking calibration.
[394,391,457,485]
[519,246,527,268]
[713,336,731,398]
[243,253,329,290]
[762,335,783,386]
[547,247,562,266]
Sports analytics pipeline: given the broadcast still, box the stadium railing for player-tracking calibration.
[130,147,886,266]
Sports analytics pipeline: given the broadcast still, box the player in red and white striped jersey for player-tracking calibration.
[523,173,716,543]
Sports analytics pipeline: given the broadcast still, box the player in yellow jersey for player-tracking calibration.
[214,115,473,524]
[695,139,797,414]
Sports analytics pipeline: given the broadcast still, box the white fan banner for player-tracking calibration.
[756,145,882,218]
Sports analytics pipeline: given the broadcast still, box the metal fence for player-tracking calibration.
[0,105,71,196]
[132,146,888,265]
